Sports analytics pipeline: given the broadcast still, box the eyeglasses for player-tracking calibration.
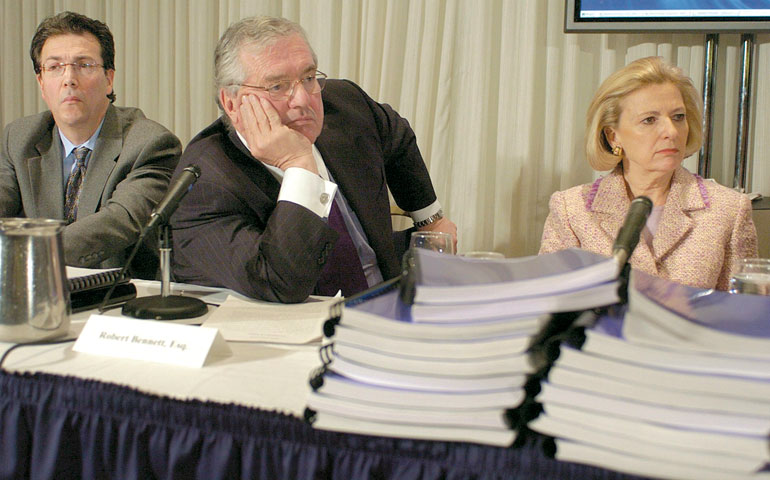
[229,71,327,100]
[40,62,105,77]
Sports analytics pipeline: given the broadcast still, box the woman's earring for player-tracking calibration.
[612,145,623,157]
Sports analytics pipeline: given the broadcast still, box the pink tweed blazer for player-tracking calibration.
[539,166,758,290]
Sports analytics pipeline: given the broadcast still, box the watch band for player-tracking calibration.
[413,209,444,228]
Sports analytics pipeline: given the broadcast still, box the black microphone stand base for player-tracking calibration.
[122,295,208,320]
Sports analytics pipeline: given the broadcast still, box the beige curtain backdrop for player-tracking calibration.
[2,0,768,256]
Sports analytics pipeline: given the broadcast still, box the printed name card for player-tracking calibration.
[73,315,232,367]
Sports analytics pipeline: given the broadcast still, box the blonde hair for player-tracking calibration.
[585,56,703,171]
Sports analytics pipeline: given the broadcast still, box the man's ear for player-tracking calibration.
[105,68,115,97]
[219,89,240,126]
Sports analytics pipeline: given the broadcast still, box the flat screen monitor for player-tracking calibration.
[565,0,770,32]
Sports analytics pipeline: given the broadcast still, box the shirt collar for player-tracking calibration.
[59,116,106,158]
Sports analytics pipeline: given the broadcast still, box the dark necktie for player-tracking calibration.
[64,146,89,224]
[316,198,369,297]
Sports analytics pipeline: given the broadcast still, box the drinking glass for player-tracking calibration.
[410,231,455,255]
[729,258,770,295]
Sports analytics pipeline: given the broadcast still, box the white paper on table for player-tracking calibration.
[201,295,337,344]
[66,266,116,278]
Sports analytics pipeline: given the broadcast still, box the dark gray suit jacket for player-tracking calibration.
[170,79,437,302]
[0,105,181,278]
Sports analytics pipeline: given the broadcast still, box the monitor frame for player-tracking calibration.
[564,0,770,33]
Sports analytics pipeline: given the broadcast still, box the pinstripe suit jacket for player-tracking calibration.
[539,166,758,290]
[170,79,437,302]
[0,105,181,278]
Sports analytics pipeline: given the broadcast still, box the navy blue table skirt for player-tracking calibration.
[0,370,647,479]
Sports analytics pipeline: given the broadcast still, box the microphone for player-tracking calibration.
[144,164,201,234]
[98,164,207,319]
[612,195,653,273]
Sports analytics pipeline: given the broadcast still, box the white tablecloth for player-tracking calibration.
[0,280,323,417]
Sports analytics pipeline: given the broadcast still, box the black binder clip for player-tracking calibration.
[308,364,327,391]
[319,343,334,365]
[323,316,341,338]
[303,407,317,424]
[398,248,419,305]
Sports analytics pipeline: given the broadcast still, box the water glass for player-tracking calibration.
[410,231,455,255]
[729,258,770,295]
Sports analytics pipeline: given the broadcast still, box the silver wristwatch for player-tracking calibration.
[413,209,444,228]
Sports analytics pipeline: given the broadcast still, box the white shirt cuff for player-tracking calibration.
[409,200,442,223]
[278,167,337,218]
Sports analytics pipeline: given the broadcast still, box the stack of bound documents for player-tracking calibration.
[523,270,770,480]
[304,248,621,447]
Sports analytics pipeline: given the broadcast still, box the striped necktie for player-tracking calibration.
[64,146,90,224]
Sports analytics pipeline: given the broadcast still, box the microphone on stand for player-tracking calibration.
[98,165,208,320]
[612,195,653,276]
[144,165,201,233]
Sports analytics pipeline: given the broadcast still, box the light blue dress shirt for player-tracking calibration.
[58,118,105,190]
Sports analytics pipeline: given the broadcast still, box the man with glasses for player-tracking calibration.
[0,11,181,278]
[171,15,456,302]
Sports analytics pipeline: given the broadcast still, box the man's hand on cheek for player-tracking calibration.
[238,94,317,174]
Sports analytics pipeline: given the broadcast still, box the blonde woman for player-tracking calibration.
[540,56,757,290]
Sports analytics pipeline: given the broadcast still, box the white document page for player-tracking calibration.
[202,295,337,344]
[66,266,115,278]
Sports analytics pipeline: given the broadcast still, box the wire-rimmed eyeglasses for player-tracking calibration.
[228,71,327,100]
[40,62,105,77]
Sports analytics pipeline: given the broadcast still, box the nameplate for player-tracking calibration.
[73,315,231,368]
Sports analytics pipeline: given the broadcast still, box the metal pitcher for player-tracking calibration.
[0,218,70,343]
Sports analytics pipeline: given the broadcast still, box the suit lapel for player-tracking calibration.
[591,169,630,247]
[28,123,65,219]
[316,116,394,275]
[316,135,361,213]
[591,168,657,272]
[78,106,121,217]
[316,127,386,240]
[652,167,701,261]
